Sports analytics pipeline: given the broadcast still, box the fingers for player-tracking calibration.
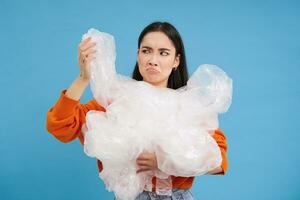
[136,153,158,173]
[79,37,96,52]
[78,53,96,67]
[136,169,151,173]
[82,37,91,44]
[87,54,96,63]
[78,37,97,66]
[137,153,152,160]
[80,37,91,47]
[136,165,153,173]
[136,159,150,166]
[81,41,96,52]
[136,157,154,171]
[82,48,97,58]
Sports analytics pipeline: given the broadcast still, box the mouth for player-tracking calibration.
[146,67,160,74]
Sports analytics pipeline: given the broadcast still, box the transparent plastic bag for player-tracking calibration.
[81,28,233,200]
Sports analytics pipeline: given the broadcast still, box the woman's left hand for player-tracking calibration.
[136,152,158,173]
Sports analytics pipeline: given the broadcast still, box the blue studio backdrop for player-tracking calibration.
[0,0,299,199]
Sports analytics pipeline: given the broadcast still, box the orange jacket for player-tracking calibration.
[46,90,228,190]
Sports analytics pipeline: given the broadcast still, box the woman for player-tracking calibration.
[46,21,228,200]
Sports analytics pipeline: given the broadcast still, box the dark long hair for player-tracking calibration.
[132,22,189,89]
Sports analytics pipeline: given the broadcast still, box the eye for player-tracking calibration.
[142,49,150,54]
[160,51,169,56]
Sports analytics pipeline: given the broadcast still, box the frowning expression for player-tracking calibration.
[137,32,180,88]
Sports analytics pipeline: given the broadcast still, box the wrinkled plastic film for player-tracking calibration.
[82,29,118,107]
[81,28,233,200]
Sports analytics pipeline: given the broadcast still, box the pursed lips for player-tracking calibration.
[146,67,160,73]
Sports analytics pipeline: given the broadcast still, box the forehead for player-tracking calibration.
[141,32,175,49]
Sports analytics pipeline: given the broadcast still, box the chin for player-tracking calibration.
[144,77,160,84]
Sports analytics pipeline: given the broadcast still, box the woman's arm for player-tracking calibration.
[46,37,100,143]
[208,129,228,175]
[65,76,90,101]
[135,129,228,175]
[65,37,96,100]
[46,89,105,143]
[207,166,223,175]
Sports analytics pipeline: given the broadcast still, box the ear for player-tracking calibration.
[174,54,180,68]
[137,49,140,61]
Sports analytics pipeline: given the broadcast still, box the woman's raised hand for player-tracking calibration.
[78,37,97,80]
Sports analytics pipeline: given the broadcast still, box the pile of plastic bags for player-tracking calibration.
[81,28,233,200]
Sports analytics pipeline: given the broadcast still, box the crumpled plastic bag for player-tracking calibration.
[81,28,233,200]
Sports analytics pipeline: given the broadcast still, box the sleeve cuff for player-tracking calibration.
[52,90,80,119]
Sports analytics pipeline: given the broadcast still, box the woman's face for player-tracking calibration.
[137,32,180,88]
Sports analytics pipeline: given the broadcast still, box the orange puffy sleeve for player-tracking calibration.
[46,90,106,144]
[211,129,228,175]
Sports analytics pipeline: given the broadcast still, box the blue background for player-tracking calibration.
[1,0,299,199]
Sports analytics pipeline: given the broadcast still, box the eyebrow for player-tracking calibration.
[141,46,171,51]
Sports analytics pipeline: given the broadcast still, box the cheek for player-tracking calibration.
[157,59,175,79]
[137,55,145,73]
[137,54,147,67]
[161,59,175,72]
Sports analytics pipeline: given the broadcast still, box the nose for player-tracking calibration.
[148,54,158,66]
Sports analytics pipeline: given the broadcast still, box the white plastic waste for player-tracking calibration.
[81,28,233,200]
